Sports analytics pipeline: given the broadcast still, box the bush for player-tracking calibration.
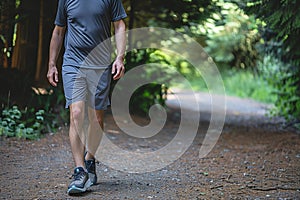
[258,54,300,123]
[178,67,276,104]
[122,49,170,116]
[122,48,200,116]
[0,68,69,138]
[223,68,276,103]
[0,106,44,140]
[244,0,300,127]
[29,86,69,128]
[203,1,260,69]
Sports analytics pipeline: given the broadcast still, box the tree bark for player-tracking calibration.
[128,0,136,47]
[35,0,44,81]
[0,0,16,68]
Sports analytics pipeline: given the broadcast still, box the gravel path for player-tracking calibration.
[0,93,299,199]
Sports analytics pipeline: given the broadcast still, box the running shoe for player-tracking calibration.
[67,167,92,195]
[85,158,97,185]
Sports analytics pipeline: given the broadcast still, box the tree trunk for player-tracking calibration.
[128,0,136,56]
[35,0,44,81]
[11,0,40,73]
[0,0,16,68]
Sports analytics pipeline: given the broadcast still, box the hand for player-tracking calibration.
[112,57,125,80]
[47,63,59,87]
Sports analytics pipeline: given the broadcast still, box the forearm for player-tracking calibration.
[49,26,65,67]
[114,21,126,60]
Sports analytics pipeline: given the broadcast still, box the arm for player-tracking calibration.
[47,25,66,87]
[112,20,126,80]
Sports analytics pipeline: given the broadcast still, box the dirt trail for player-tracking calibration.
[0,93,299,200]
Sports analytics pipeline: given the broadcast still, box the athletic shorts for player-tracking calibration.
[62,65,112,110]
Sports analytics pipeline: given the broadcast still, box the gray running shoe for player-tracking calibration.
[85,158,97,185]
[67,167,92,195]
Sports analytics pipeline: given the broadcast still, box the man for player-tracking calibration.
[47,0,127,195]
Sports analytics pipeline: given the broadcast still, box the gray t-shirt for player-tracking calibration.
[55,0,127,68]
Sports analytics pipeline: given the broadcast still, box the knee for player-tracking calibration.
[70,107,84,125]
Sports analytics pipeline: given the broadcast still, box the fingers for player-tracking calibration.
[48,75,57,87]
[55,71,59,83]
[47,67,58,87]
[112,61,125,80]
[113,65,125,80]
[111,63,116,75]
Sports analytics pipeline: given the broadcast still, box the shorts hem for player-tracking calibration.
[65,101,111,111]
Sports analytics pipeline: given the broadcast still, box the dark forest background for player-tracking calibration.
[0,0,299,139]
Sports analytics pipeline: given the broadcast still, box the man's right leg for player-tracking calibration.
[69,101,86,168]
[67,101,92,195]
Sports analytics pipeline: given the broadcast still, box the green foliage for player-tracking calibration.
[178,67,276,104]
[203,0,260,69]
[130,84,167,116]
[0,68,69,137]
[0,106,45,140]
[222,69,276,103]
[244,0,300,122]
[123,49,170,116]
[258,54,300,121]
[29,86,69,129]
[124,0,219,32]
[0,85,69,139]
[123,47,203,116]
[245,0,300,64]
[147,0,218,30]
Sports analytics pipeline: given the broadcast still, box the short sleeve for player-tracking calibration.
[54,0,67,27]
[110,0,127,22]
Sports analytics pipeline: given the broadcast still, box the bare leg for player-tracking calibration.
[69,101,86,168]
[85,108,104,161]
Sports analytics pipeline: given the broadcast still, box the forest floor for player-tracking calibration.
[1,91,300,200]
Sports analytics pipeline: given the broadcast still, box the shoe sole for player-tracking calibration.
[67,179,92,195]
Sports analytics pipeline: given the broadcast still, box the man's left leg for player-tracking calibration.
[85,108,105,185]
[84,66,111,185]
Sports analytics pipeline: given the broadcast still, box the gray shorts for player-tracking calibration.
[62,65,112,110]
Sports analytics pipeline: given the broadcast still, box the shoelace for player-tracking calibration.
[72,171,85,181]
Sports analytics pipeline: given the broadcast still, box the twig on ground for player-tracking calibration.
[247,185,300,191]
[210,185,224,190]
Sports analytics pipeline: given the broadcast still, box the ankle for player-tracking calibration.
[85,152,95,161]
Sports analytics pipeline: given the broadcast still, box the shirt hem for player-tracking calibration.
[54,21,66,27]
[62,64,111,69]
[112,14,127,22]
